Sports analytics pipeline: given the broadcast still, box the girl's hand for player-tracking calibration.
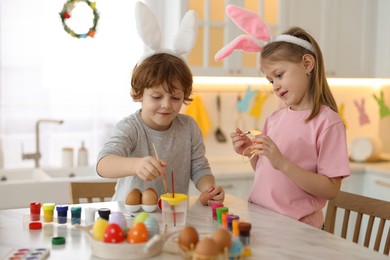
[134,156,167,181]
[230,128,253,157]
[252,134,286,171]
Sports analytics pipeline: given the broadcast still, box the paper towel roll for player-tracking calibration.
[349,137,382,162]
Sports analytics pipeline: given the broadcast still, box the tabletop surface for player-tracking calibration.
[0,194,387,260]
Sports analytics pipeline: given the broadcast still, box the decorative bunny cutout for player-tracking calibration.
[236,86,258,112]
[249,91,270,119]
[135,1,198,62]
[338,103,348,129]
[214,5,270,61]
[373,90,390,118]
[353,98,370,125]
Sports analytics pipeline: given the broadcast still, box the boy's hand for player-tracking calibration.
[134,156,167,181]
[199,185,225,206]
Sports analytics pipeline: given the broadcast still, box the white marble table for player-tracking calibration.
[0,194,387,259]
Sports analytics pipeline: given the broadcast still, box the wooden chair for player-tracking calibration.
[324,191,390,255]
[70,182,116,204]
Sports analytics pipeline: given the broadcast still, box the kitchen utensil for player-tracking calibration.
[215,94,227,142]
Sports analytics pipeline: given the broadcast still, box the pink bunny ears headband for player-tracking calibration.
[135,1,198,64]
[214,5,315,62]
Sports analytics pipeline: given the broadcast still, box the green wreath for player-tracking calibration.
[59,0,99,38]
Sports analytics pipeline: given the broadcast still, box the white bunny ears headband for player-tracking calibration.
[135,1,198,63]
[214,5,315,62]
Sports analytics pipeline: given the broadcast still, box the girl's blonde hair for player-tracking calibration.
[261,27,338,122]
[131,53,193,104]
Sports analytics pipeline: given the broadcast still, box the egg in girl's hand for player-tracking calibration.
[93,218,109,241]
[109,211,127,232]
[194,238,219,258]
[127,222,149,243]
[178,225,199,251]
[104,223,125,243]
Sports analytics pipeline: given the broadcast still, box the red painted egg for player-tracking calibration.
[104,223,125,243]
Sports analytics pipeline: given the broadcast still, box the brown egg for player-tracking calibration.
[125,188,142,205]
[178,225,199,251]
[194,238,219,257]
[142,187,158,205]
[212,228,232,253]
[199,191,209,206]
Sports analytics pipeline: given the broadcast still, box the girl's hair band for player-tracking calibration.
[272,34,315,54]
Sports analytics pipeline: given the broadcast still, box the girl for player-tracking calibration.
[221,8,350,228]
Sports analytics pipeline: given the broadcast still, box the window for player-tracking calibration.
[0,0,143,168]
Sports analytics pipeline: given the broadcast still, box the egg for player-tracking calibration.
[104,223,125,243]
[229,237,243,257]
[142,187,158,205]
[134,212,150,224]
[109,211,127,232]
[178,225,199,251]
[127,222,148,243]
[212,228,232,253]
[93,218,109,241]
[194,238,219,257]
[125,188,142,205]
[144,216,159,238]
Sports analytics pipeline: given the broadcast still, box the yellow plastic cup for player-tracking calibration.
[160,193,188,227]
[42,203,56,222]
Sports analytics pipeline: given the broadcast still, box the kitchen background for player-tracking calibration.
[1,0,390,170]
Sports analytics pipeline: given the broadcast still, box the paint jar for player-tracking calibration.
[42,203,56,222]
[30,202,41,221]
[98,208,111,221]
[227,214,240,232]
[160,193,188,228]
[71,206,82,225]
[238,222,252,246]
[85,207,97,225]
[216,207,229,225]
[232,219,240,237]
[211,203,224,221]
[56,205,69,224]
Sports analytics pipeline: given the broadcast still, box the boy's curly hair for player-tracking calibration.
[131,53,193,104]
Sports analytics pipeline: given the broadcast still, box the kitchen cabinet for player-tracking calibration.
[374,0,390,77]
[181,0,280,77]
[363,170,390,201]
[280,0,377,78]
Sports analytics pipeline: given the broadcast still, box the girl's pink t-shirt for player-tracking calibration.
[248,106,350,228]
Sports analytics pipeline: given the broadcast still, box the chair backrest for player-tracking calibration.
[70,182,116,204]
[324,191,390,255]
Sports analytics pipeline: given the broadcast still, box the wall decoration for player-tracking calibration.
[59,0,99,39]
[184,95,212,139]
[236,86,258,112]
[338,103,347,129]
[353,98,370,125]
[248,92,270,119]
[373,90,390,118]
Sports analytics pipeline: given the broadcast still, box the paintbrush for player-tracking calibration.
[152,143,169,194]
